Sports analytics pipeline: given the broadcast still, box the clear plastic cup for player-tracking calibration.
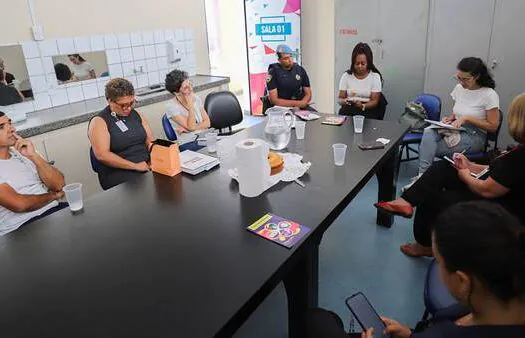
[63,183,83,211]
[206,131,218,153]
[353,115,365,133]
[295,121,306,140]
[332,143,348,166]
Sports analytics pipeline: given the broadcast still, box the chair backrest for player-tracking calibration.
[415,94,441,121]
[89,147,100,173]
[486,109,504,148]
[423,259,458,315]
[204,91,243,130]
[162,113,177,141]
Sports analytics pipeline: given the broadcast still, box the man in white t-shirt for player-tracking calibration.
[0,111,66,236]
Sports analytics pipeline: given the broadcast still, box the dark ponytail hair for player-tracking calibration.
[346,42,383,83]
[433,201,525,303]
[457,57,495,89]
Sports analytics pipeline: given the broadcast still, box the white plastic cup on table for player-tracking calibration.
[63,183,83,211]
[295,121,306,140]
[353,115,365,134]
[332,143,348,166]
[206,131,218,153]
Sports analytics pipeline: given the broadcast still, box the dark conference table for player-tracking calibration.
[0,117,407,338]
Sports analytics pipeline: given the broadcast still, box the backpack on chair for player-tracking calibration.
[399,100,429,133]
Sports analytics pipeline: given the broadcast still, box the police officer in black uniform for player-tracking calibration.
[265,44,315,112]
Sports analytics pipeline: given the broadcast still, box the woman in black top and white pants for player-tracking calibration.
[375,92,525,257]
[88,78,155,190]
[308,201,525,338]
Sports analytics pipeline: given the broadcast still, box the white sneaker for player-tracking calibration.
[402,173,422,192]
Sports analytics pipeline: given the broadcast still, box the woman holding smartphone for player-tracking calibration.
[308,201,525,338]
[337,42,385,119]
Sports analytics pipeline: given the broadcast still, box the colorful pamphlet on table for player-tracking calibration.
[247,213,310,249]
[294,110,321,121]
[322,116,346,126]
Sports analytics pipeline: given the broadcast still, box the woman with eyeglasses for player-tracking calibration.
[88,78,154,190]
[376,92,525,257]
[405,57,500,190]
[164,69,211,149]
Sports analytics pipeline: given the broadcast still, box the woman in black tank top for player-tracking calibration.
[88,78,154,190]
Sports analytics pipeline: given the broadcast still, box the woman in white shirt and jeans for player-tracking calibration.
[165,69,211,149]
[408,57,500,187]
[338,42,385,119]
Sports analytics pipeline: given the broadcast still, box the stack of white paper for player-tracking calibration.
[179,150,219,175]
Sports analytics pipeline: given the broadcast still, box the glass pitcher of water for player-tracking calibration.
[264,107,294,150]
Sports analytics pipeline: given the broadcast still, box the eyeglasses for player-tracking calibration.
[112,98,136,110]
[455,75,473,83]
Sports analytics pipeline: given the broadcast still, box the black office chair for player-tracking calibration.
[204,91,243,135]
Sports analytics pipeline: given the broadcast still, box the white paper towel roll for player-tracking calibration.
[236,138,270,197]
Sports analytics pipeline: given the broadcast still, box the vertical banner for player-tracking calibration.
[244,0,301,115]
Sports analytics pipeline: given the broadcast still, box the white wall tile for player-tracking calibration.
[74,37,91,53]
[125,75,138,89]
[155,44,167,57]
[148,71,160,85]
[132,46,145,60]
[188,67,197,76]
[133,60,146,74]
[117,33,131,48]
[146,58,158,72]
[10,100,35,113]
[29,75,48,93]
[97,79,108,97]
[57,38,76,54]
[130,32,143,47]
[157,57,168,71]
[120,47,133,63]
[67,84,84,103]
[34,93,53,111]
[26,58,44,76]
[186,53,197,67]
[154,30,165,44]
[105,49,121,65]
[82,83,99,100]
[108,64,123,78]
[137,74,149,88]
[144,45,156,59]
[21,41,40,58]
[46,74,59,89]
[38,40,58,57]
[164,29,175,41]
[42,57,55,75]
[184,29,194,41]
[50,88,69,106]
[142,30,155,45]
[185,41,195,54]
[104,34,119,49]
[91,35,105,51]
[175,29,185,42]
[122,62,134,76]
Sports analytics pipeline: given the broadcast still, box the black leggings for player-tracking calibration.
[307,308,360,338]
[401,161,482,246]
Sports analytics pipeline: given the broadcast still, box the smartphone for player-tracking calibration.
[358,142,385,150]
[345,292,391,338]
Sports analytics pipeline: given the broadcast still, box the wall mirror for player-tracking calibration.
[52,51,109,85]
[0,45,33,106]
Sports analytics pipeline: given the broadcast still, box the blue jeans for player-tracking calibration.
[418,126,486,174]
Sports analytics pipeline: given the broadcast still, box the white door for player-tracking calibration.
[488,0,525,147]
[334,0,429,120]
[424,0,496,115]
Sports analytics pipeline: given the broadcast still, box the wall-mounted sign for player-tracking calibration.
[244,0,301,114]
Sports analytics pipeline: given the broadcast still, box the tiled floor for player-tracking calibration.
[234,160,432,337]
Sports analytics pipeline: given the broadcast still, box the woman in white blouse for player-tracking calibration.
[405,57,501,189]
[68,54,96,81]
[338,42,384,119]
[164,69,211,147]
